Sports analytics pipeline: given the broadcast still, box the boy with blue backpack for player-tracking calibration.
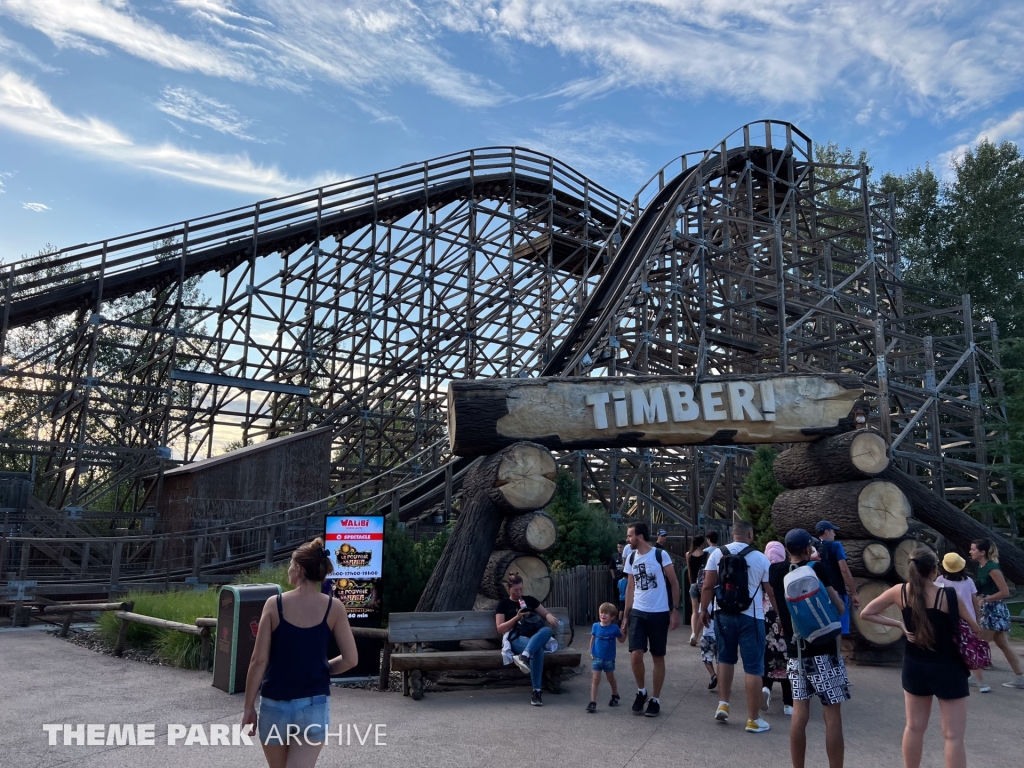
[770,529,849,768]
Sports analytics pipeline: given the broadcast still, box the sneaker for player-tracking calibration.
[586,701,597,713]
[745,718,771,733]
[689,633,697,646]
[707,673,718,691]
[979,686,992,693]
[1002,675,1024,689]
[761,686,771,711]
[609,694,621,707]
[531,690,543,706]
[715,702,729,722]
[512,654,531,674]
[783,705,794,716]
[968,677,979,688]
[632,690,649,716]
[645,699,661,718]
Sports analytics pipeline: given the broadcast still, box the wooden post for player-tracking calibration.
[60,612,74,638]
[80,541,91,577]
[109,541,122,599]
[113,600,134,657]
[192,536,203,578]
[378,643,392,692]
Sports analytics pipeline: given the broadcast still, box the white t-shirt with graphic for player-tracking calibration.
[704,542,770,620]
[624,546,673,613]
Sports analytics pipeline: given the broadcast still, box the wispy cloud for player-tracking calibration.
[0,0,251,80]
[0,71,334,195]
[0,169,11,192]
[939,109,1024,173]
[504,121,654,183]
[22,201,48,211]
[156,86,260,142]
[0,0,505,108]
[434,0,1024,116]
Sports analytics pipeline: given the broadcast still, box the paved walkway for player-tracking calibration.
[2,626,1022,768]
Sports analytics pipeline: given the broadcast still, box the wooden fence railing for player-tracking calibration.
[549,565,618,626]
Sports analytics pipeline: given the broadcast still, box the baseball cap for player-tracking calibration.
[815,520,839,534]
[657,529,667,536]
[784,528,814,553]
[941,552,966,573]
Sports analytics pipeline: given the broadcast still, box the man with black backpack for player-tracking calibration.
[770,528,849,768]
[621,522,681,718]
[698,519,777,733]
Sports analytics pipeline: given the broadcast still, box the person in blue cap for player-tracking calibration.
[815,521,859,635]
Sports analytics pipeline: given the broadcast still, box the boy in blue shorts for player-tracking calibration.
[588,602,626,712]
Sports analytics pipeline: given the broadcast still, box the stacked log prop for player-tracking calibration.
[417,442,559,615]
[771,431,910,665]
[772,428,1024,664]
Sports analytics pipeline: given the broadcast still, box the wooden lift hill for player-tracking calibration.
[448,374,864,457]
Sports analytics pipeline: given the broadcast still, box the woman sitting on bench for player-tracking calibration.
[496,573,561,706]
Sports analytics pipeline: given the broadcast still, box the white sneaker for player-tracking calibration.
[968,677,979,687]
[745,717,771,733]
[1002,675,1024,689]
[760,686,771,711]
[512,654,531,674]
[979,685,992,693]
[783,705,794,716]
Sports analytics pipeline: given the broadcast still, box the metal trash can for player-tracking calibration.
[212,583,281,694]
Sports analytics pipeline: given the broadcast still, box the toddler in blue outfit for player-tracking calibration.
[587,602,626,712]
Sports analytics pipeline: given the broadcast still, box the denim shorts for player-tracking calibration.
[689,583,701,601]
[715,612,765,676]
[258,695,330,745]
[592,657,615,672]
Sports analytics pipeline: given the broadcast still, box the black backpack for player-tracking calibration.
[714,545,758,614]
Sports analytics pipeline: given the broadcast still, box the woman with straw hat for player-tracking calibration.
[935,552,989,693]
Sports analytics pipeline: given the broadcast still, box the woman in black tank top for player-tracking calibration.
[861,548,983,768]
[242,538,358,766]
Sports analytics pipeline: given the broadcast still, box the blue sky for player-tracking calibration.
[1,0,1023,261]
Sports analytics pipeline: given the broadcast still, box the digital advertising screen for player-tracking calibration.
[324,515,383,621]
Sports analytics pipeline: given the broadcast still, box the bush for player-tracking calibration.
[544,471,621,568]
[738,446,783,549]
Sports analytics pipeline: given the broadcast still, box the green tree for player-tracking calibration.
[544,471,621,568]
[381,516,425,617]
[738,446,783,549]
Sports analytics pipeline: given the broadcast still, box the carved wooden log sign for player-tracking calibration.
[448,373,864,457]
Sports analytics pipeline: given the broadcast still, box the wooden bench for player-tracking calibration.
[388,608,581,700]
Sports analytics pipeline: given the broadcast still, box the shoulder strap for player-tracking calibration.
[629,550,636,566]
[719,545,730,560]
[276,593,284,622]
[738,544,756,558]
[655,547,664,566]
[944,587,959,622]
[322,594,333,623]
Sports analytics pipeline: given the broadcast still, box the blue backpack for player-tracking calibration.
[782,563,841,646]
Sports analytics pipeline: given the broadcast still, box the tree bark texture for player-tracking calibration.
[479,549,551,602]
[851,579,904,647]
[842,539,893,578]
[494,511,558,554]
[773,430,889,490]
[417,443,557,613]
[771,481,910,541]
[877,466,1024,585]
[891,539,936,583]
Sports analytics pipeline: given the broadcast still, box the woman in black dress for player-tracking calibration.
[861,548,983,768]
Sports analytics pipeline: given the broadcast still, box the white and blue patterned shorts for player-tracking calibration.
[788,654,851,706]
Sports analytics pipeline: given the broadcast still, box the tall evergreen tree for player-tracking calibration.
[738,446,784,549]
[544,471,621,569]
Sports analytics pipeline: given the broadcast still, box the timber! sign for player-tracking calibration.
[447,374,864,457]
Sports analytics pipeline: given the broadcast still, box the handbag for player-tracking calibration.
[946,587,991,671]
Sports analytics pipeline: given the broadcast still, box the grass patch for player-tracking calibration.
[97,567,292,668]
